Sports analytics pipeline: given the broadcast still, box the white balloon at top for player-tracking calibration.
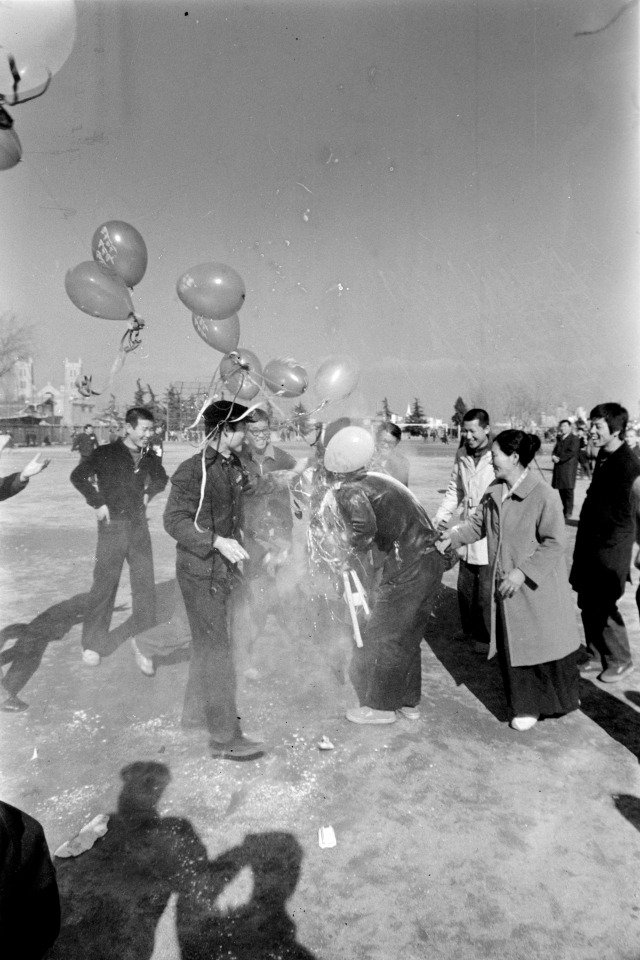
[0,0,77,95]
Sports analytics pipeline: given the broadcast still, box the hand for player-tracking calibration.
[95,505,110,524]
[551,455,559,463]
[20,453,51,480]
[436,535,452,555]
[497,568,525,599]
[214,536,250,564]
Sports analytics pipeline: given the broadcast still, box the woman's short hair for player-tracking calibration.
[493,430,541,467]
[589,402,628,437]
[377,421,401,442]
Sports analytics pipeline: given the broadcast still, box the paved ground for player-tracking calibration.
[1,440,640,960]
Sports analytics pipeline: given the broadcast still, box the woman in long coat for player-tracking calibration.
[439,430,580,731]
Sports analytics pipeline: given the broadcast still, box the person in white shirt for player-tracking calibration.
[434,409,495,652]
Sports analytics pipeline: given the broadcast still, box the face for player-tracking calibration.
[559,421,571,437]
[589,417,616,448]
[463,419,490,450]
[225,423,246,452]
[626,428,638,447]
[126,418,154,448]
[491,441,518,481]
[246,420,271,452]
[376,431,398,456]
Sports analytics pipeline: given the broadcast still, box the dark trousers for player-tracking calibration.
[82,517,156,654]
[177,568,241,743]
[457,559,491,643]
[557,487,575,519]
[349,554,444,711]
[578,591,632,668]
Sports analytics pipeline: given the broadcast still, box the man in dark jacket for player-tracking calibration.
[70,407,167,667]
[0,800,60,959]
[551,419,580,519]
[163,401,266,761]
[71,424,99,460]
[570,403,640,683]
[324,457,446,724]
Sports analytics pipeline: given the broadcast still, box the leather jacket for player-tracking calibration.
[333,470,440,583]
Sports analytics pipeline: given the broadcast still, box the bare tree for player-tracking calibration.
[0,312,35,380]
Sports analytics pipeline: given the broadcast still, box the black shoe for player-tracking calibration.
[1,695,28,712]
[599,662,634,683]
[210,735,265,761]
[579,660,601,676]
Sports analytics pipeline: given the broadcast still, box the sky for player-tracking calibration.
[1,0,638,422]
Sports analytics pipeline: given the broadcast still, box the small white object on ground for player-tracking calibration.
[318,736,334,750]
[318,825,336,848]
[54,814,110,858]
[30,748,38,760]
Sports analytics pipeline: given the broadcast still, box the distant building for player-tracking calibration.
[0,357,96,428]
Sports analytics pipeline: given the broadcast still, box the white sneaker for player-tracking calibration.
[397,705,420,720]
[131,638,154,676]
[510,716,538,731]
[82,649,101,666]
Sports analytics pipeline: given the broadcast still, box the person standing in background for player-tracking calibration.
[370,422,410,487]
[551,419,580,520]
[434,408,495,653]
[71,424,98,460]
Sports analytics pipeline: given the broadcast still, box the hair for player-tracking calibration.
[558,419,571,428]
[84,423,93,430]
[493,429,541,467]
[250,409,270,425]
[125,406,154,427]
[463,408,490,428]
[589,402,628,437]
[377,421,401,442]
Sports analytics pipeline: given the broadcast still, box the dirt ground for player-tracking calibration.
[1,440,640,960]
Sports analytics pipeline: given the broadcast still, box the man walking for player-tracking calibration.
[551,419,580,520]
[434,408,494,652]
[70,407,167,666]
[71,424,99,460]
[163,400,266,761]
[570,403,640,682]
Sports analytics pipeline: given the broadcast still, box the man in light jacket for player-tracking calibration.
[434,408,495,652]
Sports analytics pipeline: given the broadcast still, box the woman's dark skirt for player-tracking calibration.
[496,599,580,719]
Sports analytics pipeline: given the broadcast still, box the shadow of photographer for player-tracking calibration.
[47,761,317,960]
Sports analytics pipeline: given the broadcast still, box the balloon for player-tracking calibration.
[0,126,21,171]
[314,357,360,403]
[324,426,375,474]
[65,261,134,322]
[192,313,240,353]
[219,348,262,401]
[263,358,309,398]
[177,262,245,320]
[91,220,148,288]
[0,0,77,95]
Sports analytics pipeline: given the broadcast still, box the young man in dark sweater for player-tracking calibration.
[70,407,167,667]
[570,402,640,683]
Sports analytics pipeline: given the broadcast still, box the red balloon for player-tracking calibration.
[219,348,262,401]
[91,220,148,288]
[177,262,246,320]
[263,358,309,398]
[192,313,240,353]
[65,261,134,322]
[0,126,22,171]
[314,357,359,403]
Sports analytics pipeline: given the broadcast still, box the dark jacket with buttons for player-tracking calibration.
[70,439,168,521]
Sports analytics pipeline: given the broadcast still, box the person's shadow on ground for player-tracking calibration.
[424,584,509,722]
[47,761,317,960]
[0,594,90,704]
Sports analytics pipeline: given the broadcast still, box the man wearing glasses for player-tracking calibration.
[238,409,306,674]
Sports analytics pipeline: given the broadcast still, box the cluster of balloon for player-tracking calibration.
[219,348,263,401]
[66,220,147,322]
[263,358,309,398]
[314,357,360,404]
[0,0,77,171]
[324,426,375,474]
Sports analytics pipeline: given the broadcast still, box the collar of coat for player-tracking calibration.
[486,470,541,505]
